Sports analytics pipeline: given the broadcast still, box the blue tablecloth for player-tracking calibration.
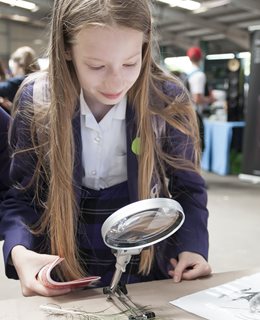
[201,120,245,175]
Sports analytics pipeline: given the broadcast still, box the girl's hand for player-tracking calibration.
[11,245,71,297]
[0,96,12,112]
[168,251,212,283]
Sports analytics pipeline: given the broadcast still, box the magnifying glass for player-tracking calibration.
[101,198,185,294]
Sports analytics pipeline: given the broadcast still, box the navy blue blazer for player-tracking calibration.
[0,107,11,203]
[0,81,209,279]
[0,107,11,241]
[0,75,25,102]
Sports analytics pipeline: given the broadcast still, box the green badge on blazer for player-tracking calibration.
[131,137,141,155]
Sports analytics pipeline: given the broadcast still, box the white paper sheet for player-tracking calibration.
[170,273,260,320]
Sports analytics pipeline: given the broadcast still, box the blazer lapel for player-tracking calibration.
[72,106,83,204]
[126,102,138,202]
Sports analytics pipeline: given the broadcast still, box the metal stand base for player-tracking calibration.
[103,284,156,319]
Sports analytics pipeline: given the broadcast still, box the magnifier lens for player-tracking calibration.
[104,205,183,248]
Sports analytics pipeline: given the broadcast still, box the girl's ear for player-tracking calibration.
[65,49,72,61]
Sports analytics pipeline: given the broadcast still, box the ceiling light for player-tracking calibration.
[194,0,230,13]
[201,0,230,9]
[11,14,30,22]
[248,25,260,32]
[157,0,201,11]
[236,52,250,59]
[206,53,235,60]
[0,0,39,12]
[164,56,192,73]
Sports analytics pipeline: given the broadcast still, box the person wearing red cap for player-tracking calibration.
[186,47,215,150]
[186,46,215,111]
[187,47,203,62]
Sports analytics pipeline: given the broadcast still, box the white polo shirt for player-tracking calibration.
[188,65,206,96]
[80,91,127,190]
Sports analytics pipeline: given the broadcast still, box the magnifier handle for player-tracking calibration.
[109,268,123,293]
[109,253,132,293]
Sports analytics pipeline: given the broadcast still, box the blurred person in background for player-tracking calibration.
[186,46,215,150]
[0,61,7,81]
[0,46,40,113]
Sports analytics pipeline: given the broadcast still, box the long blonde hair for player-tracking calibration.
[13,0,200,280]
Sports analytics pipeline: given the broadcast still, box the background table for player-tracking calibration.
[0,269,259,319]
[202,120,245,175]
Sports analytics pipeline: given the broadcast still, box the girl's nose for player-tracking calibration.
[105,69,123,90]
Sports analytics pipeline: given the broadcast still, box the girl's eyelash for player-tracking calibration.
[88,65,104,70]
[87,63,137,70]
[123,63,137,67]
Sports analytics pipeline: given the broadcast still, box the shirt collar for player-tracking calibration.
[80,90,127,120]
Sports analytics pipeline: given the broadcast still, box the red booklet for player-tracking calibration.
[37,257,101,289]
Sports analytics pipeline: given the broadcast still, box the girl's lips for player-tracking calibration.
[100,91,123,99]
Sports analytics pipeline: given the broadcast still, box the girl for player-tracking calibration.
[0,46,40,113]
[0,0,211,297]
